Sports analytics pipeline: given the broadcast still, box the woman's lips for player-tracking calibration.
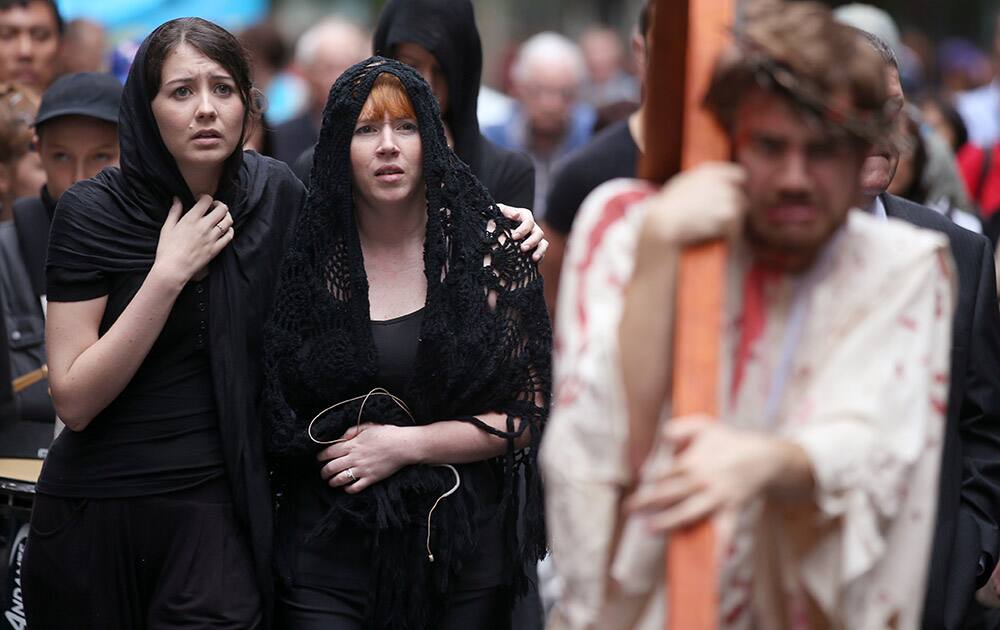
[191,130,223,148]
[375,165,404,182]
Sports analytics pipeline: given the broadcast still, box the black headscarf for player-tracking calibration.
[373,0,483,172]
[262,57,550,629]
[45,18,306,622]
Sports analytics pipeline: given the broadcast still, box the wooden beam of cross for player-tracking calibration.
[638,0,735,628]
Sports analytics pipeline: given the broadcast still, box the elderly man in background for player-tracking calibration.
[271,17,369,166]
[483,32,594,218]
[579,26,639,110]
[834,3,971,219]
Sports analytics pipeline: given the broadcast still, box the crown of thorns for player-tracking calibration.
[734,34,893,145]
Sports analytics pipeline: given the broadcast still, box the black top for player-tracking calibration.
[475,135,534,209]
[36,272,224,497]
[371,307,425,394]
[545,118,639,235]
[284,308,504,591]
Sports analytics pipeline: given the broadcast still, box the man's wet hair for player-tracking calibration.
[703,0,889,148]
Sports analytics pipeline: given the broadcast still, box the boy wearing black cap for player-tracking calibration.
[0,72,118,438]
[12,71,120,298]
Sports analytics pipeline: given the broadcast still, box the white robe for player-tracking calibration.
[541,178,955,629]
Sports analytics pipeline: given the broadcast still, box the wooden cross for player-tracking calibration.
[638,0,736,628]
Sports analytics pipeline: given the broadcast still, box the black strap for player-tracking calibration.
[12,197,49,298]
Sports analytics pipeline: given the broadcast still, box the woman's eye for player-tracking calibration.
[354,125,376,135]
[398,121,418,132]
[214,83,233,96]
[52,152,68,163]
[173,86,192,98]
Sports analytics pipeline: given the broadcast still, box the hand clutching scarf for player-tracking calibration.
[261,58,551,630]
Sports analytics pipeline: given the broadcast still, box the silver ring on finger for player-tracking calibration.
[345,467,357,483]
[215,222,226,235]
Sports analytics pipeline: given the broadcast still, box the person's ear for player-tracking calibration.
[632,33,647,82]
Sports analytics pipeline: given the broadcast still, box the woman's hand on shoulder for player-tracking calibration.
[499,204,548,262]
[151,195,234,287]
[317,423,418,494]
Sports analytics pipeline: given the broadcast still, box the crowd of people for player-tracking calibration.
[4,0,1000,627]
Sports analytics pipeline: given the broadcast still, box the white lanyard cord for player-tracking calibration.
[308,387,461,563]
[761,230,843,424]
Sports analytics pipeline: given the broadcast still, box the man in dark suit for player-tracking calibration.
[853,29,1000,628]
[882,193,1000,628]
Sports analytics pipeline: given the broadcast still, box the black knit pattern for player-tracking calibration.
[261,58,550,629]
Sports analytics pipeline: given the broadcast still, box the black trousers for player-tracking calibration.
[21,478,261,630]
[277,582,510,630]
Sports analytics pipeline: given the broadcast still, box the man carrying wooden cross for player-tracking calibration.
[540,2,954,628]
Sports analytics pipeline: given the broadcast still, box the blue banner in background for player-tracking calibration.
[56,0,269,42]
[53,0,306,123]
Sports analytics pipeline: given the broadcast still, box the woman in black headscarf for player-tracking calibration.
[264,58,550,630]
[21,17,304,629]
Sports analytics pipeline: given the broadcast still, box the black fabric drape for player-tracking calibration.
[45,21,306,623]
[262,58,550,630]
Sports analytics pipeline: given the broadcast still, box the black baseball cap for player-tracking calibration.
[34,72,122,129]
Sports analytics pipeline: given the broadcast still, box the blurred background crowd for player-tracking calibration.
[8,0,1000,232]
[0,0,999,409]
[4,0,1000,224]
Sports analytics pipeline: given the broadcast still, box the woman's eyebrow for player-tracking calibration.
[161,73,234,86]
[162,76,194,86]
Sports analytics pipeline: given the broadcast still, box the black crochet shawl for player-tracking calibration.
[262,58,550,629]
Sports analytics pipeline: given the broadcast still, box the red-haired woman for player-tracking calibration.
[263,58,551,630]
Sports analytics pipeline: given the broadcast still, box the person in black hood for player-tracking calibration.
[293,0,534,213]
[20,17,305,629]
